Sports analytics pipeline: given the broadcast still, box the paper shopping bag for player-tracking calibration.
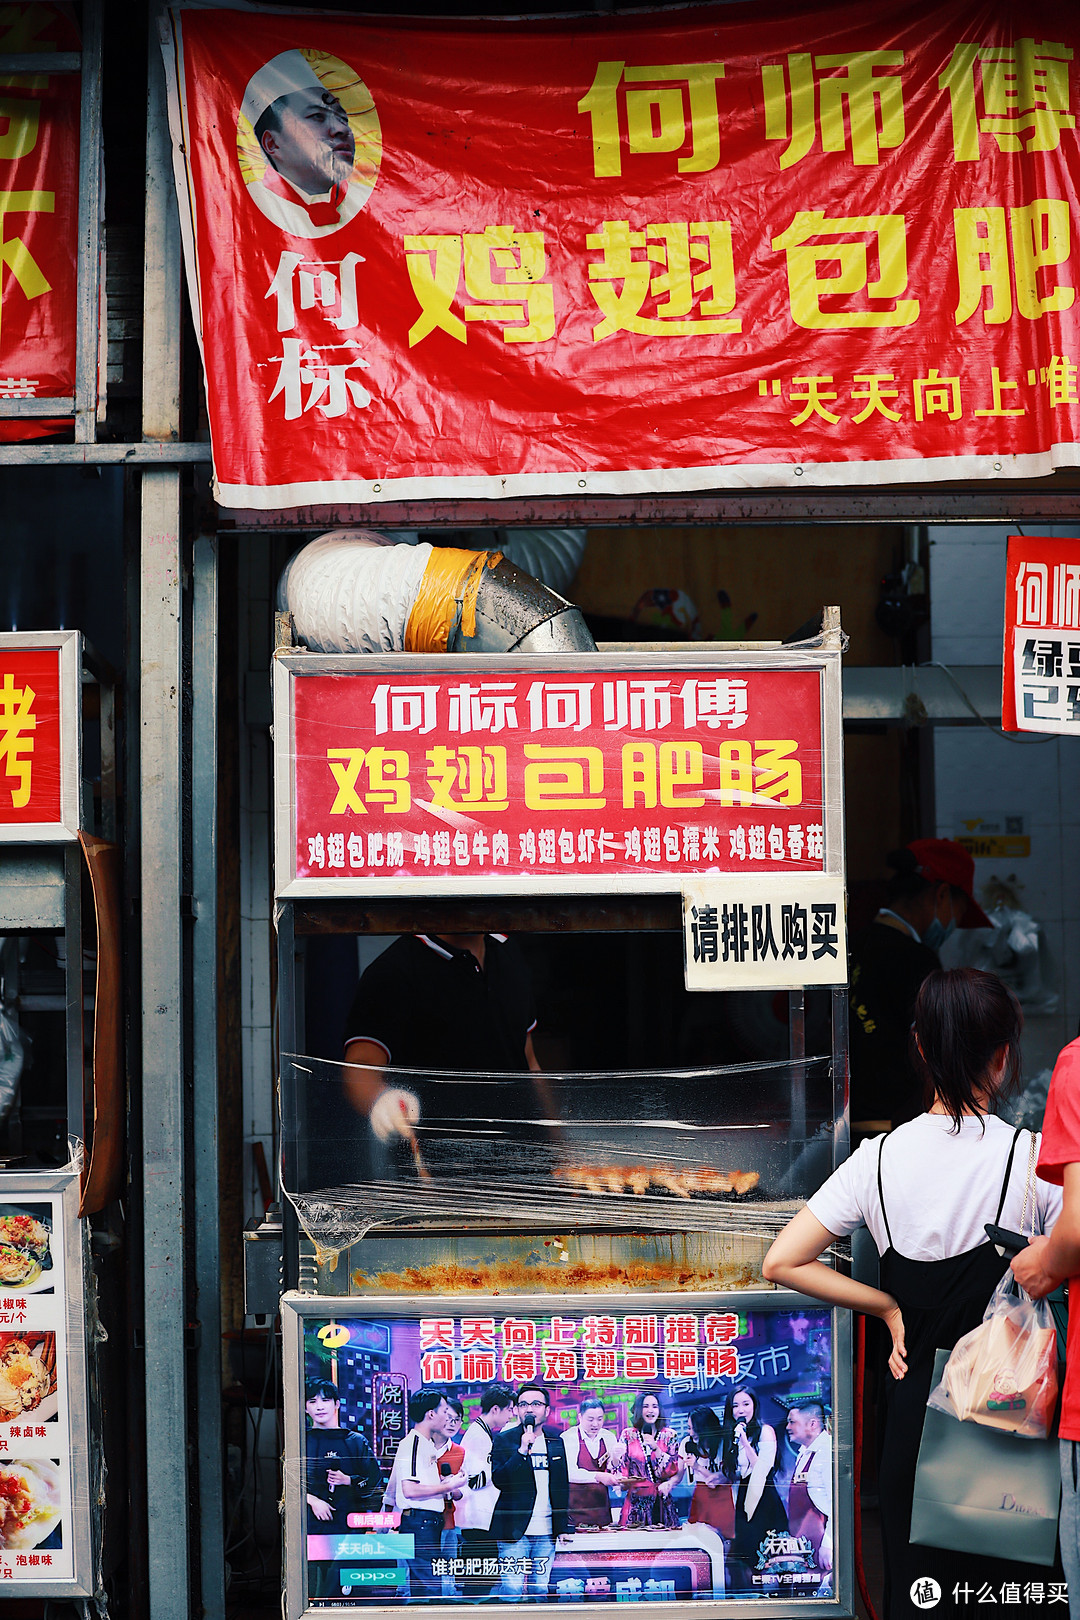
[911,1350,1060,1567]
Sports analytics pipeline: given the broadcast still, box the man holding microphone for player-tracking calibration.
[491,1385,570,1601]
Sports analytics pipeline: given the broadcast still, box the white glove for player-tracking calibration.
[369,1087,421,1141]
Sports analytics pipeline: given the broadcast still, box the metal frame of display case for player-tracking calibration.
[281,1289,855,1619]
[274,630,849,1227]
[273,624,854,1617]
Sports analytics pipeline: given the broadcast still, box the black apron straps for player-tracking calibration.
[876,1122,1024,1253]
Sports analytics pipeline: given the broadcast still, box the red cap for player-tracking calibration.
[907,838,992,929]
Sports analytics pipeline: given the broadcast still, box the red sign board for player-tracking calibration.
[0,634,79,840]
[276,657,837,895]
[164,1,1080,508]
[1003,535,1080,733]
[0,4,81,441]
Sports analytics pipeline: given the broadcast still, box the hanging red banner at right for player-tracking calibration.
[163,3,1080,509]
[1003,535,1080,733]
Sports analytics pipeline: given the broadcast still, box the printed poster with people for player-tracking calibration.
[295,1304,834,1608]
[162,2,1080,508]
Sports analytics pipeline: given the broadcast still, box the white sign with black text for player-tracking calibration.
[682,874,848,991]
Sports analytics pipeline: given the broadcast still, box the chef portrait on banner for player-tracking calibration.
[238,48,381,238]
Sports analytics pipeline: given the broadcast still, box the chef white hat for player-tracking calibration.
[241,50,329,131]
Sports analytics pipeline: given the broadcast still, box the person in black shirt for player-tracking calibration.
[342,932,558,1176]
[849,840,990,1129]
[305,1380,383,1599]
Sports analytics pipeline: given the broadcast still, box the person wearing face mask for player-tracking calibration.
[848,840,990,1131]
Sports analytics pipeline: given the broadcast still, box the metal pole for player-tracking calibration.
[277,904,301,1292]
[63,842,84,1146]
[140,18,192,1618]
[832,983,851,1174]
[193,534,226,1620]
[787,988,806,1163]
[74,0,103,443]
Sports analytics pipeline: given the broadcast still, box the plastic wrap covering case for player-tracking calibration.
[280,1053,838,1267]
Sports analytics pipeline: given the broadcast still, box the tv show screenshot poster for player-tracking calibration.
[301,1306,833,1605]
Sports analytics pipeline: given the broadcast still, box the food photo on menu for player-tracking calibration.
[0,1459,63,1554]
[0,1334,57,1427]
[299,1307,833,1605]
[0,1207,54,1293]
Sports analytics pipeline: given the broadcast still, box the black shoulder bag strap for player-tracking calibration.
[993,1126,1024,1227]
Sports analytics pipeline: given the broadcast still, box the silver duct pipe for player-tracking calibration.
[279,530,595,655]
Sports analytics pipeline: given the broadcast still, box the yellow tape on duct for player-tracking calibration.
[403,548,502,652]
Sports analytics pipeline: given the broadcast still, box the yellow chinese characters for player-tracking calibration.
[523,746,605,810]
[0,672,36,809]
[426,746,509,813]
[762,50,905,168]
[954,201,1074,326]
[587,219,740,339]
[913,371,962,423]
[326,748,410,814]
[940,39,1075,161]
[577,61,725,178]
[771,212,919,330]
[1038,356,1080,409]
[622,742,705,810]
[757,360,1077,426]
[719,740,803,808]
[0,160,53,354]
[404,226,554,347]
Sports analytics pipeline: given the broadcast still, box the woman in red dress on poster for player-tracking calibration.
[619,1393,681,1529]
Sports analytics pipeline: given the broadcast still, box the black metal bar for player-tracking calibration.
[289,894,685,936]
[0,51,80,72]
[832,984,851,1174]
[277,906,302,1292]
[788,989,806,1159]
[218,485,1080,529]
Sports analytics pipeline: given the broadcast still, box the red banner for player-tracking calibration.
[1003,533,1080,732]
[0,4,80,441]
[0,648,62,826]
[283,664,825,890]
[165,2,1080,508]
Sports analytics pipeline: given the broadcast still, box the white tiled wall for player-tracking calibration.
[930,524,1080,1077]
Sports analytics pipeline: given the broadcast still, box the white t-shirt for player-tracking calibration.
[392,1429,445,1514]
[807,1114,1062,1260]
[524,1430,552,1537]
[563,1425,624,1484]
[457,1419,499,1531]
[791,1429,831,1520]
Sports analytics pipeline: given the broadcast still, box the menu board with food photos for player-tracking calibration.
[0,1173,93,1595]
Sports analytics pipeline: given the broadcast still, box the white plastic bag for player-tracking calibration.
[927,1273,1058,1440]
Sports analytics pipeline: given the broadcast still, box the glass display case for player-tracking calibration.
[274,635,853,1617]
